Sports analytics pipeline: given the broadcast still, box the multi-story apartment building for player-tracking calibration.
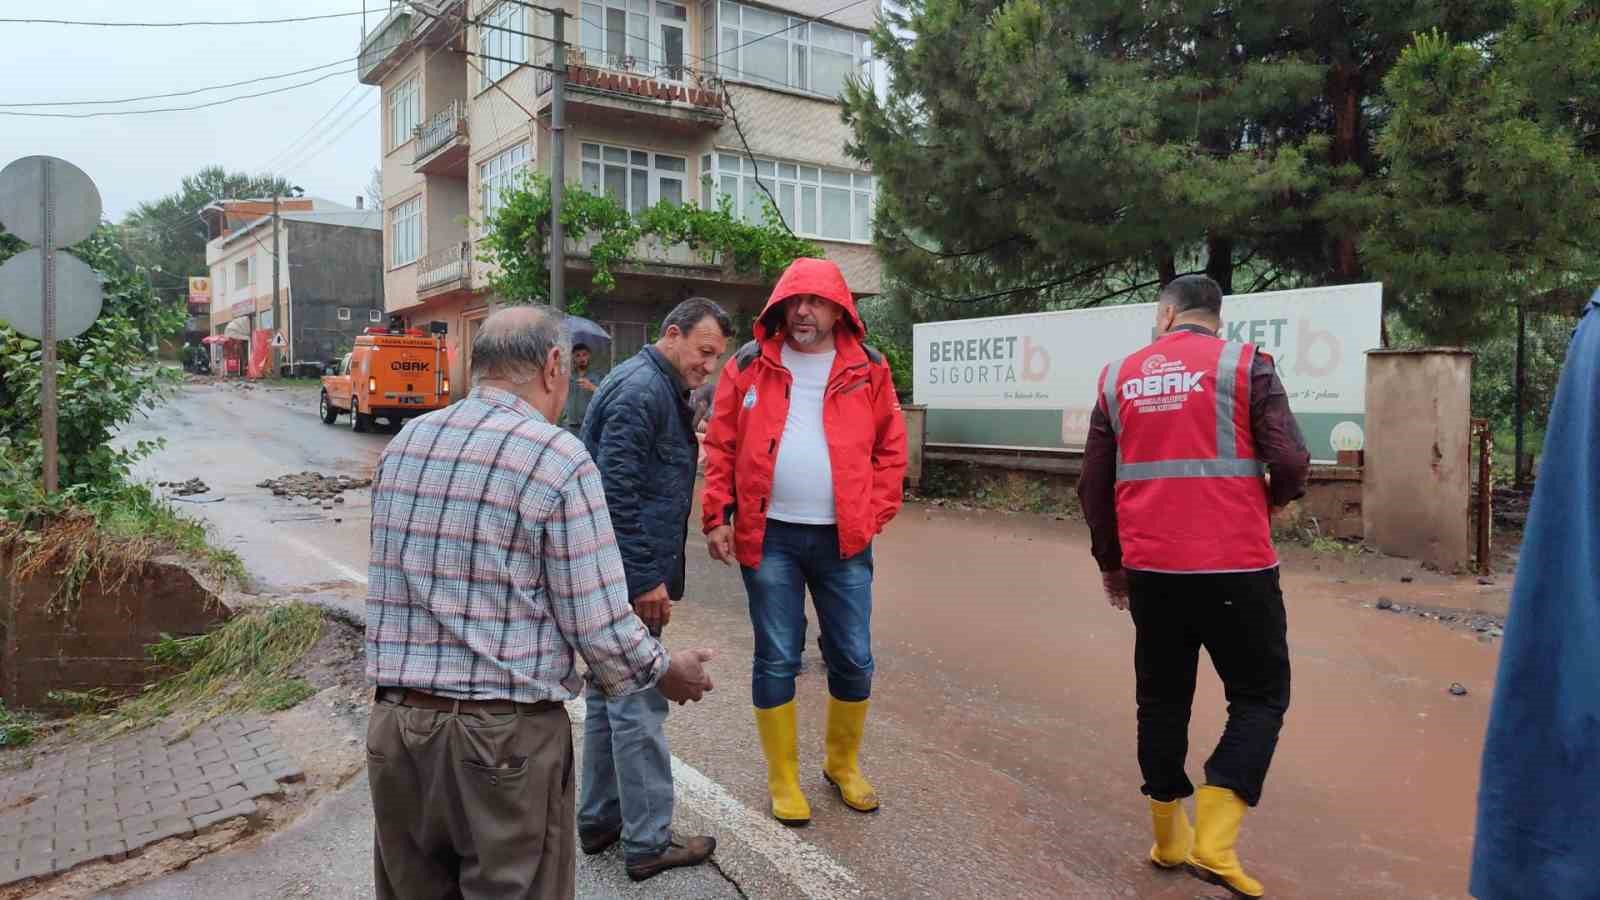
[358,0,881,390]
[201,198,384,376]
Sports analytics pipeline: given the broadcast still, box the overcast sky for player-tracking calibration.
[0,1,386,222]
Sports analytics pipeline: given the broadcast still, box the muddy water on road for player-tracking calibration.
[667,506,1494,899]
[121,384,386,598]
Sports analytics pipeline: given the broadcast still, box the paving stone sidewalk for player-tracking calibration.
[0,716,304,886]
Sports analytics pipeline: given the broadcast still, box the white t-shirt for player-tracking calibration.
[768,345,837,525]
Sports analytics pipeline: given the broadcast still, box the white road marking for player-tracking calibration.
[280,532,371,585]
[565,699,861,899]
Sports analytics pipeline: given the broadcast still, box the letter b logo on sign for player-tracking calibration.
[1020,337,1050,383]
[1295,318,1340,378]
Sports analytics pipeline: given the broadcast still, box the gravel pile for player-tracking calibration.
[257,472,371,501]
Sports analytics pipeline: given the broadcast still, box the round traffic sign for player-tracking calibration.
[0,248,105,340]
[0,156,103,248]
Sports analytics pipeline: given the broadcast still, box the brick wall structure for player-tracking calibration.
[0,552,229,710]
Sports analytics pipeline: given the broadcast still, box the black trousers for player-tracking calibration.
[1127,567,1291,807]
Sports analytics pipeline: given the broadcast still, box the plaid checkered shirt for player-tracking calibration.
[365,386,667,703]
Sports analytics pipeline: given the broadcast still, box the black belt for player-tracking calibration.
[376,686,560,715]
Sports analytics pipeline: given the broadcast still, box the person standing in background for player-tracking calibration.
[564,342,603,430]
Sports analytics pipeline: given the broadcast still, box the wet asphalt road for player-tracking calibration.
[114,382,1501,898]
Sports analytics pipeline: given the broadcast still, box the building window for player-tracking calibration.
[370,309,383,323]
[479,143,531,225]
[233,257,253,289]
[391,196,422,267]
[714,1,871,98]
[703,152,873,241]
[480,1,527,88]
[580,142,687,214]
[338,307,352,322]
[389,74,420,150]
[579,0,687,79]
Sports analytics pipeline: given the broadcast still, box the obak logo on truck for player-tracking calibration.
[391,361,430,372]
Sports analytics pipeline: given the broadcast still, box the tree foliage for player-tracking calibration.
[842,0,1512,325]
[120,165,293,295]
[0,226,182,494]
[1368,5,1600,344]
[479,173,820,315]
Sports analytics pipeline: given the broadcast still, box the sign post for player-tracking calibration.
[0,156,106,493]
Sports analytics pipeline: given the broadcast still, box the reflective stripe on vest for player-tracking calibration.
[1214,341,1249,458]
[1116,457,1266,481]
[1110,338,1256,480]
[1102,356,1127,437]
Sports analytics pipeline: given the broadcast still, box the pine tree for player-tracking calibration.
[842,0,1511,312]
[1368,2,1600,344]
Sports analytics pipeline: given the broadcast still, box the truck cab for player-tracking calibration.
[319,327,450,432]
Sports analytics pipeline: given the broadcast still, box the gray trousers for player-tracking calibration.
[576,681,673,863]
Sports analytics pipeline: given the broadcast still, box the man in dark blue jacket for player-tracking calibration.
[576,297,732,882]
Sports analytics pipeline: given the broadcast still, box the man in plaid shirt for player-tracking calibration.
[365,305,716,899]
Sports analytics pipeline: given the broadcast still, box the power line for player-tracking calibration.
[0,9,386,28]
[0,56,359,108]
[261,85,373,172]
[0,68,357,119]
[276,98,383,173]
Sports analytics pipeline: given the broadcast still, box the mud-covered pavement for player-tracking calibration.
[115,382,1506,898]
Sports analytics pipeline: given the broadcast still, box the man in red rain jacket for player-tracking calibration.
[701,257,907,826]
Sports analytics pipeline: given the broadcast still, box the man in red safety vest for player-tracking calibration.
[1077,274,1311,898]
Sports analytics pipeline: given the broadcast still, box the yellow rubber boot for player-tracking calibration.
[1148,798,1193,868]
[753,702,811,826]
[822,698,880,812]
[1186,786,1264,897]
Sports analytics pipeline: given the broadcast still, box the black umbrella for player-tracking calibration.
[565,315,611,351]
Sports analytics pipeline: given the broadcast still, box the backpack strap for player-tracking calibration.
[734,340,761,372]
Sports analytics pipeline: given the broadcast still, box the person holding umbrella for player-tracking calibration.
[563,315,611,431]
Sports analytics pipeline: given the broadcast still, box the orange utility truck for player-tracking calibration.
[320,326,450,432]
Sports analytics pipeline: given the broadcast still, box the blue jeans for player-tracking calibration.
[741,520,875,709]
[576,682,672,863]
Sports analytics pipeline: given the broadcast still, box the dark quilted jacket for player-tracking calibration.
[579,346,698,601]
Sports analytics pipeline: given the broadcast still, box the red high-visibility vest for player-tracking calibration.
[1098,329,1277,573]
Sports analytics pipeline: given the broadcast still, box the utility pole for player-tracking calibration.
[271,193,283,374]
[549,9,566,311]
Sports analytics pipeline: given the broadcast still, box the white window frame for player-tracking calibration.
[370,309,383,323]
[702,152,874,242]
[389,73,420,150]
[391,196,423,268]
[479,143,531,227]
[232,257,253,291]
[479,1,528,90]
[579,0,688,79]
[580,142,688,213]
[338,307,353,322]
[714,1,872,99]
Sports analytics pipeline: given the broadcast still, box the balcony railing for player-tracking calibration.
[418,242,471,293]
[413,101,467,164]
[569,233,732,272]
[536,46,724,114]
